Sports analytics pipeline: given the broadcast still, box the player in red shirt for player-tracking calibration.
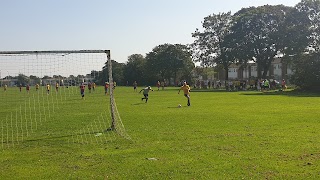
[88,82,92,93]
[80,83,85,99]
[26,84,30,93]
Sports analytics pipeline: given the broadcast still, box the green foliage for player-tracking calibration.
[230,5,293,78]
[145,44,194,84]
[191,12,234,79]
[291,53,320,90]
[17,74,29,86]
[123,54,147,86]
[294,0,320,53]
[96,60,125,85]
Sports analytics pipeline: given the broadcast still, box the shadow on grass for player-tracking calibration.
[131,102,146,105]
[3,130,115,144]
[167,106,180,109]
[188,88,320,97]
[191,89,228,93]
[240,90,320,97]
[167,106,189,108]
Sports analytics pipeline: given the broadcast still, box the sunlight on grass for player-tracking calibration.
[1,86,320,179]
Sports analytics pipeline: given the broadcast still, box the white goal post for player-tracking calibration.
[0,50,130,148]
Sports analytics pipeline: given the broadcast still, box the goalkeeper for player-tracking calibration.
[139,86,153,103]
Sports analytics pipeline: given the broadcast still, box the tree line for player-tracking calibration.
[4,1,318,91]
[191,0,320,91]
[96,0,320,91]
[95,44,195,87]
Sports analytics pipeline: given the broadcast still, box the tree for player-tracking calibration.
[289,0,320,90]
[145,44,194,85]
[29,75,41,85]
[17,74,29,86]
[97,60,125,85]
[295,0,320,53]
[230,5,293,79]
[90,70,100,81]
[191,12,235,81]
[291,53,320,90]
[123,54,147,85]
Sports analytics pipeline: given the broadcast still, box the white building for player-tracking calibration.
[228,58,293,81]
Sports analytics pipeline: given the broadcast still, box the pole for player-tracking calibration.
[106,51,115,131]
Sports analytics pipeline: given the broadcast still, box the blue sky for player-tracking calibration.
[0,0,301,64]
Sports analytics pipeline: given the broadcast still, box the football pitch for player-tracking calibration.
[1,86,320,179]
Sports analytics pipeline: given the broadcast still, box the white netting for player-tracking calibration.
[0,50,130,149]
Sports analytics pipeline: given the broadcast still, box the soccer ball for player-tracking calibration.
[178,104,182,108]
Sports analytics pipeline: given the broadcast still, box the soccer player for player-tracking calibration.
[19,84,22,92]
[156,81,160,90]
[133,81,137,92]
[161,81,165,90]
[26,84,30,93]
[80,83,85,99]
[92,82,96,92]
[105,82,109,95]
[46,84,50,94]
[35,83,39,91]
[55,82,59,92]
[178,81,191,106]
[4,84,7,92]
[139,86,153,103]
[88,82,92,93]
[113,81,117,89]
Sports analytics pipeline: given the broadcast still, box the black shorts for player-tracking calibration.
[184,94,190,98]
[144,94,148,98]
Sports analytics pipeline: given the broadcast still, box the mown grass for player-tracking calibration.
[1,86,320,179]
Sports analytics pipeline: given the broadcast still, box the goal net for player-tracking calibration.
[0,50,130,149]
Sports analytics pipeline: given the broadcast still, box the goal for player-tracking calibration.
[0,50,130,149]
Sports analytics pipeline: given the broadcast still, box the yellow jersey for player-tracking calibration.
[180,85,190,95]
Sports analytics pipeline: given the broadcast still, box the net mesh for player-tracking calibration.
[0,50,130,149]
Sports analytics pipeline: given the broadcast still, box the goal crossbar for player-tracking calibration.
[0,50,110,55]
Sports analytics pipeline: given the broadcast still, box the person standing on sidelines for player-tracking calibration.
[281,79,287,91]
[139,86,153,103]
[263,79,270,91]
[104,82,109,95]
[178,81,191,106]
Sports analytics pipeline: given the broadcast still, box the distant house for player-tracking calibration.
[227,57,293,82]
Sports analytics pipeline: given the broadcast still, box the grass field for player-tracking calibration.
[1,86,320,179]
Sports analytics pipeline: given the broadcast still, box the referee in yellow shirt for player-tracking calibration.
[178,81,191,106]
